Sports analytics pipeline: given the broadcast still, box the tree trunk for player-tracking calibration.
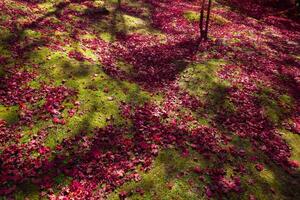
[204,0,212,40]
[199,0,205,41]
[199,0,212,41]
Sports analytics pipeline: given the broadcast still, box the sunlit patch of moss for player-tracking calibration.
[228,38,241,44]
[278,94,293,107]
[240,160,300,200]
[179,59,231,116]
[38,1,59,13]
[93,0,105,7]
[44,76,158,147]
[81,33,96,40]
[265,105,281,124]
[26,47,52,64]
[20,119,53,144]
[280,129,300,164]
[108,149,207,200]
[211,14,231,25]
[0,105,19,124]
[53,30,70,40]
[221,98,236,113]
[27,79,42,89]
[197,117,210,126]
[256,88,292,125]
[183,11,199,22]
[21,29,41,40]
[237,169,281,200]
[116,60,133,74]
[259,167,276,184]
[184,11,230,25]
[226,133,300,200]
[69,3,88,12]
[107,0,119,4]
[100,32,114,42]
[27,47,158,148]
[179,59,228,98]
[116,13,146,33]
[82,48,99,62]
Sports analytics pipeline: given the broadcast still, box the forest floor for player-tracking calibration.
[0,0,300,199]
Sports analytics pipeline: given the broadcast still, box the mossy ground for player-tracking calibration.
[0,0,300,199]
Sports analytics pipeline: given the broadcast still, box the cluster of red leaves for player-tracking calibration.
[217,67,299,170]
[68,50,85,62]
[112,34,199,88]
[145,0,198,34]
[0,120,21,148]
[0,129,52,195]
[0,69,76,126]
[43,101,227,199]
[0,69,37,106]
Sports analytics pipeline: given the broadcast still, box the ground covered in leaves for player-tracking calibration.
[0,0,300,199]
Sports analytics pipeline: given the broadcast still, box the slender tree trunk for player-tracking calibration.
[204,0,212,40]
[199,0,205,41]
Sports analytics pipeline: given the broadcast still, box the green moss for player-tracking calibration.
[184,11,230,25]
[183,11,200,22]
[211,14,230,25]
[280,129,300,163]
[256,89,293,125]
[25,47,158,148]
[0,27,12,42]
[26,47,53,64]
[226,132,300,200]
[279,94,293,107]
[116,60,133,74]
[100,32,114,42]
[179,59,232,117]
[116,13,147,33]
[80,33,96,40]
[21,29,41,40]
[69,3,87,12]
[0,105,19,124]
[108,149,206,200]
[179,59,228,97]
[197,117,210,126]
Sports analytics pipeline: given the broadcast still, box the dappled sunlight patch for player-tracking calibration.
[0,105,19,124]
[21,29,41,40]
[179,59,229,99]
[107,149,206,200]
[184,10,231,26]
[183,10,200,22]
[280,129,300,165]
[100,31,114,42]
[255,87,294,126]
